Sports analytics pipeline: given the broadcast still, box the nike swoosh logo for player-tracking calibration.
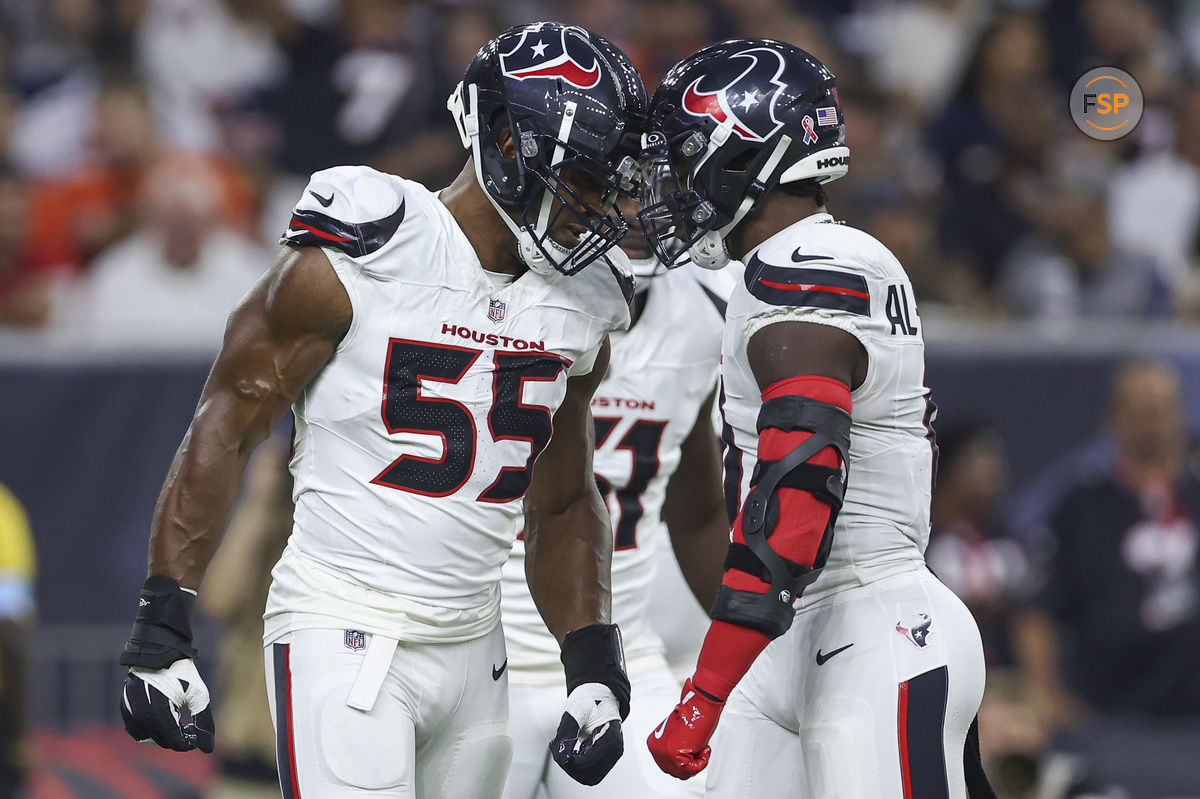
[652,717,668,739]
[815,643,853,665]
[309,190,334,207]
[791,251,834,263]
[492,659,507,680]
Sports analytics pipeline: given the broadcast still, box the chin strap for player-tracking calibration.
[449,81,588,276]
[686,133,795,271]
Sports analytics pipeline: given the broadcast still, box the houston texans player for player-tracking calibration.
[639,40,996,798]
[118,23,649,798]
[500,197,736,799]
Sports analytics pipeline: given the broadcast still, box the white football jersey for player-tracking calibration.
[264,166,632,646]
[721,212,935,601]
[501,263,738,681]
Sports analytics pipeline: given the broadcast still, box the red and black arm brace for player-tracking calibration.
[693,375,852,701]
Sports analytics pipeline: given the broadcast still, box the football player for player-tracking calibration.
[639,40,996,798]
[500,194,736,799]
[118,23,649,798]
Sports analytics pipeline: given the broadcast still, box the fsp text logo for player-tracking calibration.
[1070,67,1143,140]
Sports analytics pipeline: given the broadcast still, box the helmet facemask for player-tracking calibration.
[450,80,642,277]
[639,125,795,270]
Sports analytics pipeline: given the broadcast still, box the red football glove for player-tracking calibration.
[647,678,725,779]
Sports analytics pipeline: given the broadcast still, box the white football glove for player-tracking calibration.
[121,658,215,752]
[550,682,624,785]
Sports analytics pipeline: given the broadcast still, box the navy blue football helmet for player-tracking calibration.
[639,39,849,269]
[449,23,647,275]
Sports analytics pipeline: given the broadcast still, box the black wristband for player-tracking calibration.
[560,624,631,720]
[119,575,198,669]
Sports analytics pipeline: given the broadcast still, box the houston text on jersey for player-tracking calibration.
[441,323,546,351]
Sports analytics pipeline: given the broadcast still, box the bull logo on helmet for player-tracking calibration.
[500,27,602,89]
[681,47,790,143]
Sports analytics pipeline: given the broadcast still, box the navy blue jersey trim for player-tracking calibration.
[273,644,298,799]
[606,257,635,307]
[283,198,406,258]
[699,283,728,319]
[744,253,870,315]
[719,381,743,526]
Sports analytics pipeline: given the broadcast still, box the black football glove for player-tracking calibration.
[121,659,215,752]
[549,624,631,785]
[118,575,216,753]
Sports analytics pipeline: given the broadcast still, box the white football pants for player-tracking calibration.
[503,653,705,799]
[704,568,986,799]
[264,626,513,798]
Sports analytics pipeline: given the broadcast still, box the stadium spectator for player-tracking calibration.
[0,482,36,798]
[852,0,989,121]
[255,0,446,179]
[1107,80,1200,309]
[1014,359,1200,796]
[2,0,139,179]
[60,155,268,351]
[623,0,715,84]
[931,12,1059,300]
[25,71,256,270]
[999,189,1175,322]
[927,420,1030,667]
[0,166,67,329]
[134,0,287,151]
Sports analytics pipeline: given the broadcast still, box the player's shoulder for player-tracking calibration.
[554,247,634,332]
[658,261,742,324]
[281,165,440,263]
[757,212,899,280]
[741,213,905,315]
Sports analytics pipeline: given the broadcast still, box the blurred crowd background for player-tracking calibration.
[1,0,1200,798]
[3,0,1200,343]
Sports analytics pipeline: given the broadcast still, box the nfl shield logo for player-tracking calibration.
[344,630,366,651]
[488,298,506,323]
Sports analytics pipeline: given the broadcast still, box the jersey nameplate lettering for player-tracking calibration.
[884,284,918,336]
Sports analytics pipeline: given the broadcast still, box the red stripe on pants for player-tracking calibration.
[898,679,913,799]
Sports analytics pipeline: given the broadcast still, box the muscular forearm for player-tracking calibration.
[668,508,728,612]
[525,491,613,644]
[662,388,728,610]
[148,396,274,589]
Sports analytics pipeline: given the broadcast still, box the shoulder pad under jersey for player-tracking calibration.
[598,247,635,307]
[281,166,407,259]
[685,259,743,320]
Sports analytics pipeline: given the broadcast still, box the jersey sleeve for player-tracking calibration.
[740,250,872,346]
[280,165,410,264]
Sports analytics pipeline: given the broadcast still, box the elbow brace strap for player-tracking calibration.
[711,379,851,638]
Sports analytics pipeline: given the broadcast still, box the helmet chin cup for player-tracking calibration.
[688,230,730,270]
[518,229,556,275]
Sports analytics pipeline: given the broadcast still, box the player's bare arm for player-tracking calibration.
[661,387,729,609]
[147,245,350,586]
[524,336,633,785]
[648,320,862,779]
[523,337,614,642]
[120,244,350,753]
[746,321,865,391]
